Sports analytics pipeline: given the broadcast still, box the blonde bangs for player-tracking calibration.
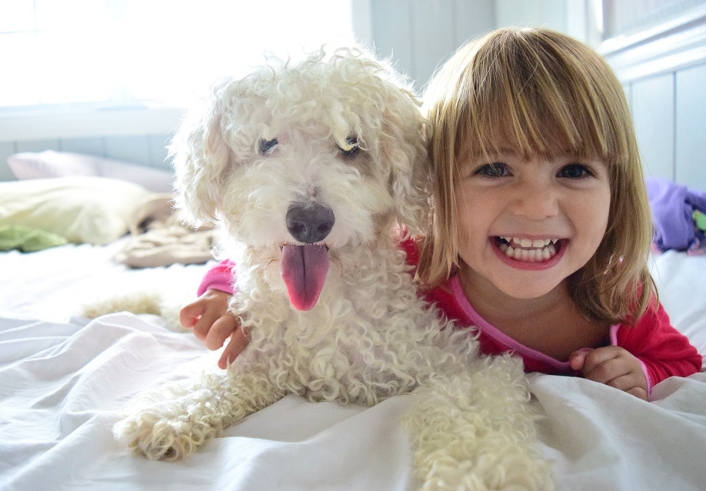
[459,29,629,167]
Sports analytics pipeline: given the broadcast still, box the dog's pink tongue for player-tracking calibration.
[281,244,329,311]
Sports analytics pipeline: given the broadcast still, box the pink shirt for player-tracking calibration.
[397,239,702,393]
[430,273,700,394]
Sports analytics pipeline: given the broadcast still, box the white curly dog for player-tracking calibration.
[113,47,552,490]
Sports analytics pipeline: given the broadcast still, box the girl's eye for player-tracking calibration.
[557,163,592,179]
[474,162,510,178]
[338,136,360,158]
[259,138,278,155]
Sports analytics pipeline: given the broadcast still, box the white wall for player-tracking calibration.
[495,0,567,32]
[0,109,179,180]
[355,0,594,92]
[356,0,495,91]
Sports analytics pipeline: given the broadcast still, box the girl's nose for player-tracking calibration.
[509,182,560,220]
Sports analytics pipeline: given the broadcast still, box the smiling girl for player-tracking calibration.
[416,26,701,399]
[181,27,702,400]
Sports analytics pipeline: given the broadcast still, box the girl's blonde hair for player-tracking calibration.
[418,27,655,325]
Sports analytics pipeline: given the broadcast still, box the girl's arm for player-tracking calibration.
[616,301,702,389]
[181,259,247,369]
[569,300,701,400]
[569,346,651,399]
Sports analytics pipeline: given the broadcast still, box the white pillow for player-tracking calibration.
[7,150,173,193]
[0,177,157,245]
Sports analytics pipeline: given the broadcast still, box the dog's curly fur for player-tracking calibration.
[113,47,552,490]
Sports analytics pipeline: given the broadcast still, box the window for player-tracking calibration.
[0,0,355,110]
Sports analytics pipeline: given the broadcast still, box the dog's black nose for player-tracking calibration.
[286,203,335,243]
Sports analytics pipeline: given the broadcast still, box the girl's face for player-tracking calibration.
[454,150,611,300]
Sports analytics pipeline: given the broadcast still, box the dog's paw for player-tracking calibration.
[113,406,219,461]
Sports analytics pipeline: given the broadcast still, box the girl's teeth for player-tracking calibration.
[533,239,547,248]
[499,238,559,262]
[542,247,550,260]
[507,237,557,247]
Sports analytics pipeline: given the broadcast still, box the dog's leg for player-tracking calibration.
[114,368,283,461]
[403,355,553,491]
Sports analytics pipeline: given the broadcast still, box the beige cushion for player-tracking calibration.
[0,177,156,245]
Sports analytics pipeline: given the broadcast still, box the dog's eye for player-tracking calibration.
[338,136,359,158]
[259,138,278,155]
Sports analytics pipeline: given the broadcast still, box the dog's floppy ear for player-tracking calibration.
[380,88,430,237]
[171,80,233,226]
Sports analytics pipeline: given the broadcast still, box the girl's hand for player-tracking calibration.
[569,346,648,400]
[179,289,249,369]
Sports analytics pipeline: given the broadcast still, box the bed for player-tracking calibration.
[1,158,706,491]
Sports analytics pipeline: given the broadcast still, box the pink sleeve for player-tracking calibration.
[616,300,702,394]
[197,259,235,296]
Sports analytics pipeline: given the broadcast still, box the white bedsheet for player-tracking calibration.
[1,243,705,491]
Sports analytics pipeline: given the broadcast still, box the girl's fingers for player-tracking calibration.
[192,309,221,342]
[205,313,240,351]
[625,386,648,400]
[179,301,205,328]
[578,346,622,378]
[578,348,648,399]
[218,328,249,369]
[604,372,644,394]
[568,348,591,371]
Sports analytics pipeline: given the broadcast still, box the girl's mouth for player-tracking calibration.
[493,236,563,263]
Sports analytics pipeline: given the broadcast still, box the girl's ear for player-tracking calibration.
[171,83,233,226]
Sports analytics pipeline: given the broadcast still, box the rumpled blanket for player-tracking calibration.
[646,177,706,254]
[115,195,219,268]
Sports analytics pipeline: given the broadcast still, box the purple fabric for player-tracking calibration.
[646,177,706,251]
